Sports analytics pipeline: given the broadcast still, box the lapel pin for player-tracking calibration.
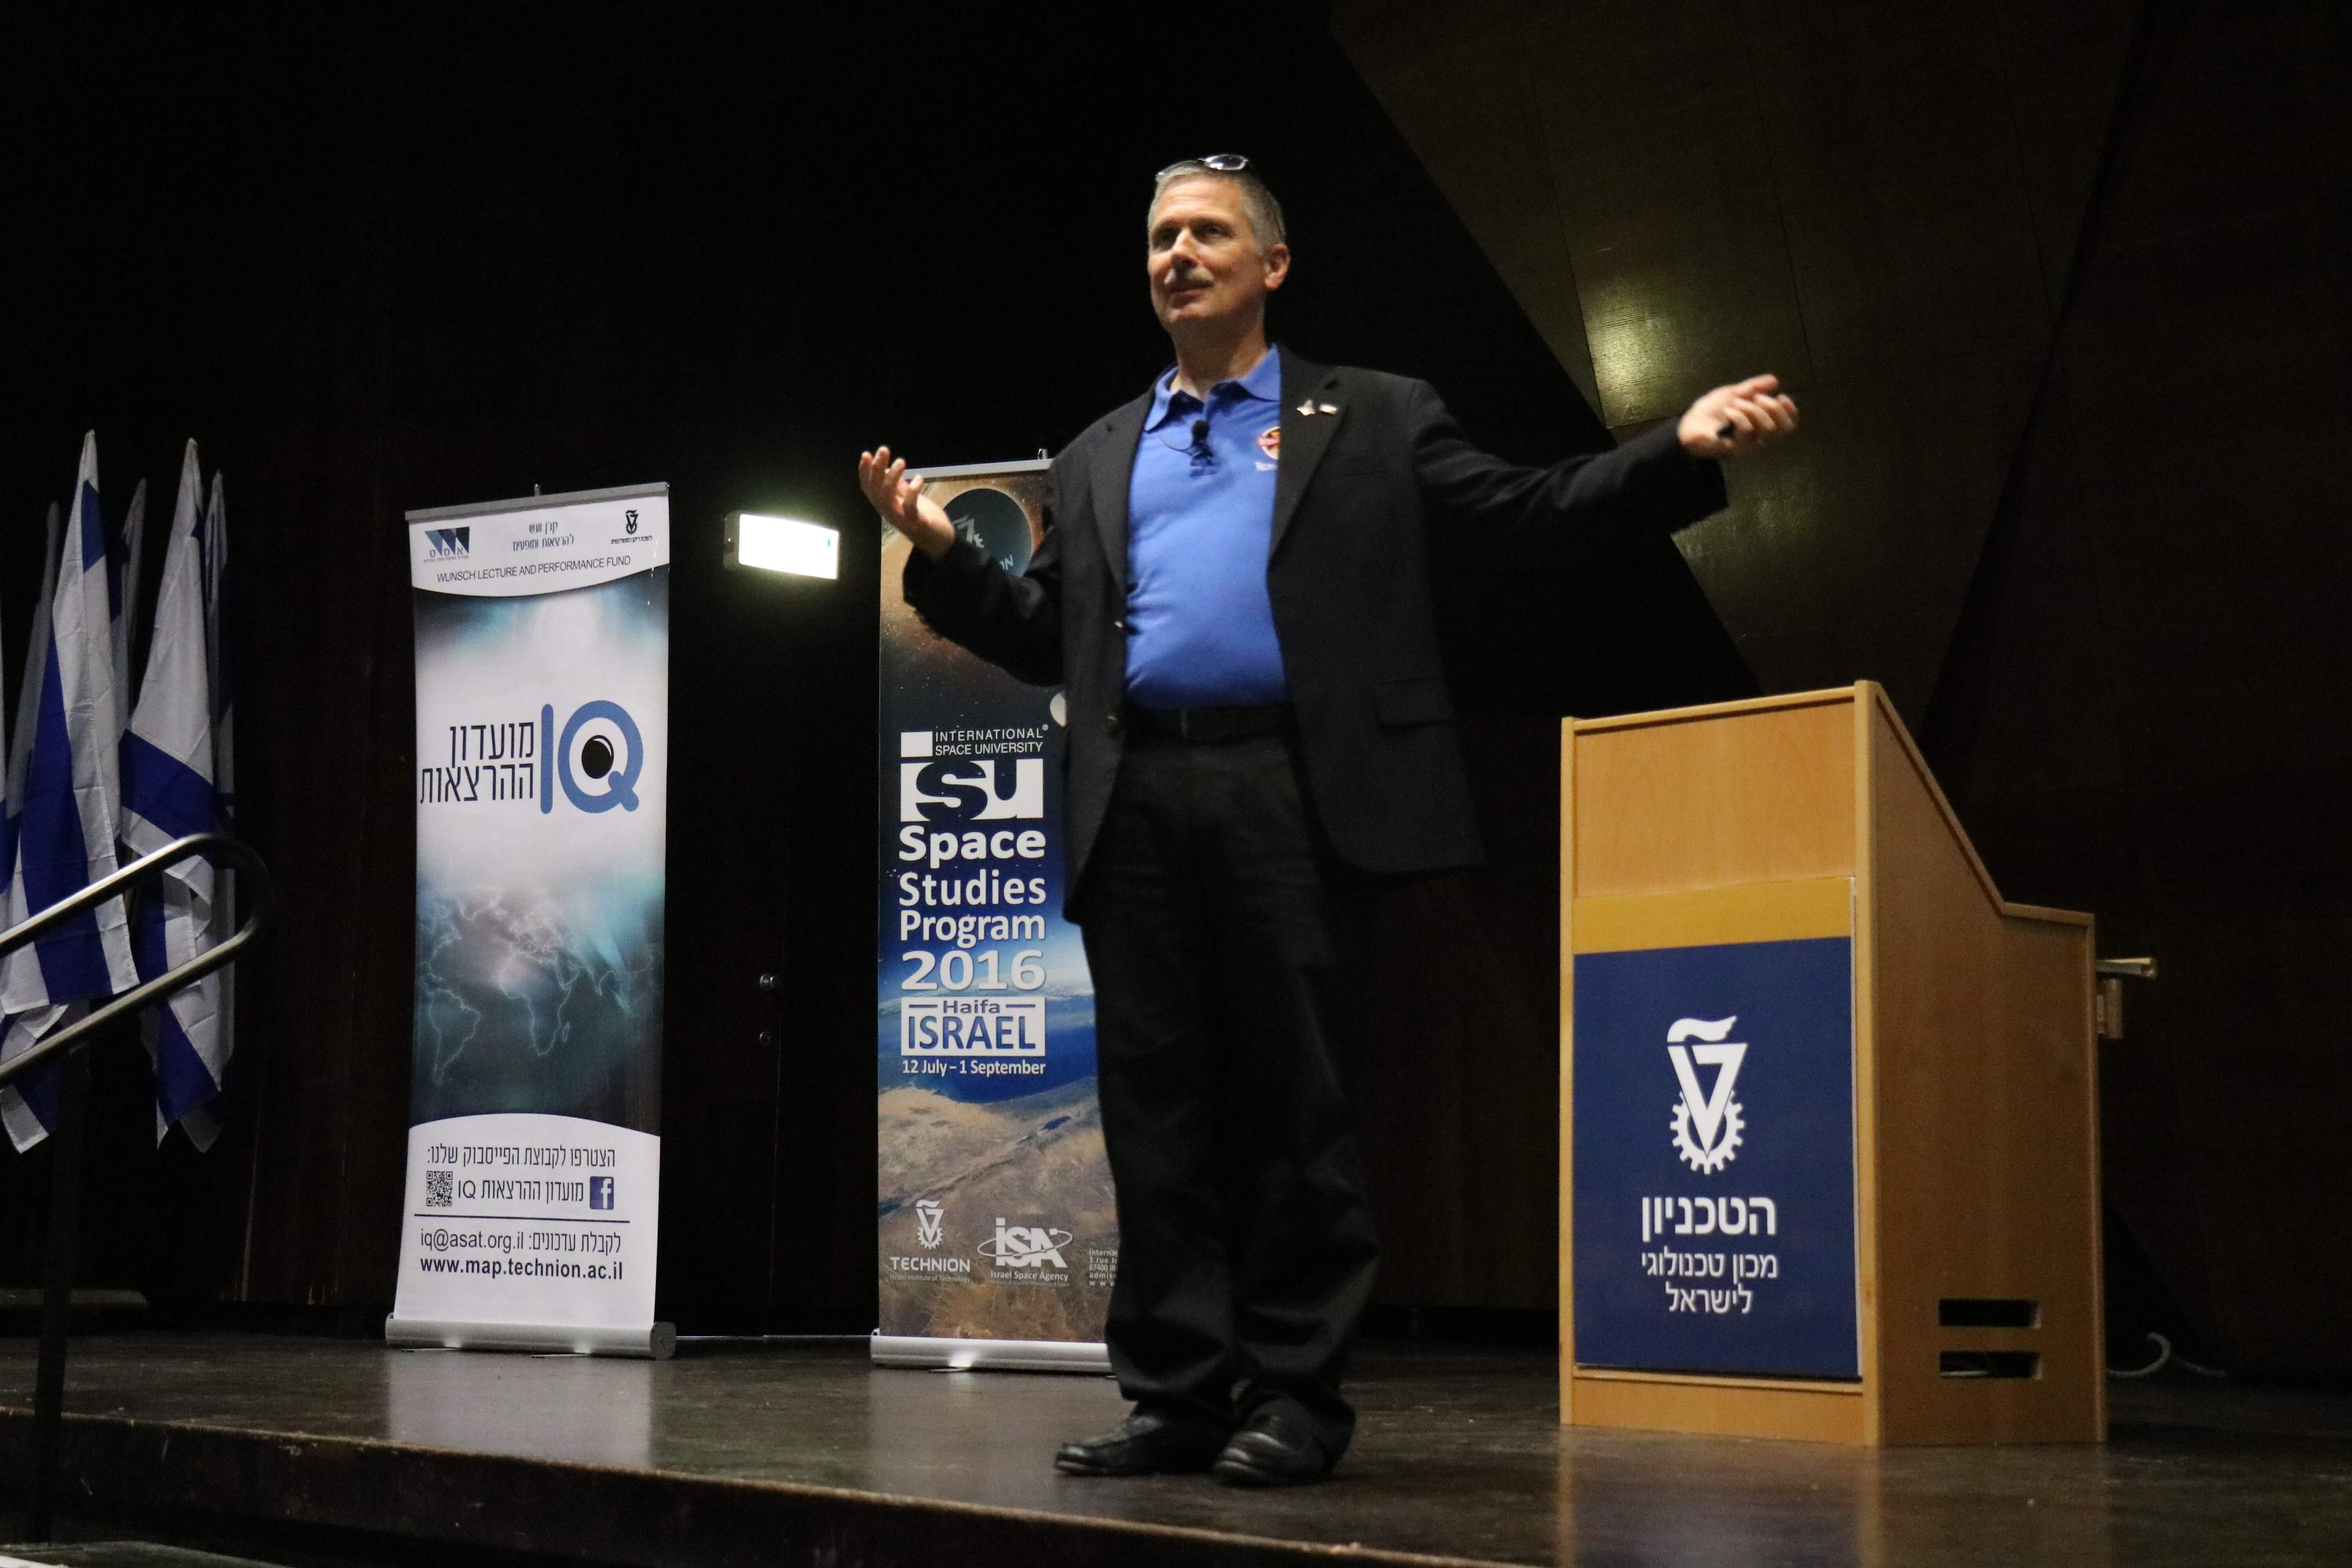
[1296,399,1316,417]
[1318,402,1339,415]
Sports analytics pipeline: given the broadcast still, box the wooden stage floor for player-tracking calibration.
[0,1334,2344,1566]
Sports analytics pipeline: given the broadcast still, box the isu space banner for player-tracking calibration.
[874,459,1112,1371]
[388,483,671,1358]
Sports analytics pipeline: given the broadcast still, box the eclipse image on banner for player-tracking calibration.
[876,461,1112,1364]
[389,483,670,1358]
[1572,935,1860,1380]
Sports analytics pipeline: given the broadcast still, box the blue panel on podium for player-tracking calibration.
[1572,936,1859,1379]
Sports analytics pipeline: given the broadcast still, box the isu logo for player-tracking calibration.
[915,1199,944,1250]
[977,1218,1071,1270]
[1667,1016,1747,1174]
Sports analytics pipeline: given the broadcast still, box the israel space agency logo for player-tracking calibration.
[1668,1016,1747,1174]
[915,1199,944,1250]
[978,1217,1071,1270]
[542,699,644,814]
[423,526,471,560]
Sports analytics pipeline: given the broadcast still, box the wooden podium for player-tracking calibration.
[1558,684,2103,1445]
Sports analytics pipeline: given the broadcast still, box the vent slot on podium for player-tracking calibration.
[1939,1350,2040,1379]
[1938,1298,2038,1328]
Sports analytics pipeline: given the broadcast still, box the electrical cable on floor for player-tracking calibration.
[2109,1332,2172,1378]
[2108,1331,2229,1380]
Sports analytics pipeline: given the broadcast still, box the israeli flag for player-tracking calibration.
[5,503,62,874]
[112,477,148,729]
[0,506,63,1150]
[0,434,140,1150]
[205,474,232,824]
[203,473,235,1143]
[122,441,224,1144]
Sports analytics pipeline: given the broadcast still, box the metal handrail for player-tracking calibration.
[0,829,273,1541]
[0,832,273,1088]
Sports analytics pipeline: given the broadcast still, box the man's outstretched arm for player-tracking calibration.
[858,445,1066,685]
[1414,375,1799,555]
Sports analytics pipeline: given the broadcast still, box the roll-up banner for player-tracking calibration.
[875,459,1112,1372]
[389,483,673,1359]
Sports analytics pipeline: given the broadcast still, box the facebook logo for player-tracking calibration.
[589,1177,615,1210]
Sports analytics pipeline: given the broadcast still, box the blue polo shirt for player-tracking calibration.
[1123,350,1289,708]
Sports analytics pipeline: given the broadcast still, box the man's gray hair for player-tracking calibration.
[1149,161,1287,253]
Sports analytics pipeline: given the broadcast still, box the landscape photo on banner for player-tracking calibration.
[390,485,670,1356]
[876,463,1113,1354]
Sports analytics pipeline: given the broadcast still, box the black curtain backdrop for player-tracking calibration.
[1,3,1749,1327]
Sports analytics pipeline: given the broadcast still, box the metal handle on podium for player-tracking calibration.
[0,832,274,1540]
[2094,956,2157,1040]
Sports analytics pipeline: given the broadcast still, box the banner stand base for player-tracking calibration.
[385,1316,677,1360]
[870,1333,1109,1374]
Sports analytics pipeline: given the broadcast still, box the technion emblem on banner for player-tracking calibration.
[1666,1016,1746,1174]
[390,483,672,1359]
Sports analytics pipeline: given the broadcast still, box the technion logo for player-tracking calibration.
[914,1199,944,1250]
[977,1218,1071,1271]
[423,526,471,560]
[541,699,645,814]
[1667,1016,1747,1174]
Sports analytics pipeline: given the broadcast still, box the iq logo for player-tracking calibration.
[423,527,471,560]
[978,1218,1071,1271]
[540,700,644,814]
[589,1177,615,1211]
[1667,1016,1747,1174]
[915,1199,944,1250]
[898,731,1043,822]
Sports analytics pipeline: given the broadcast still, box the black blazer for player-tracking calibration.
[903,347,1728,906]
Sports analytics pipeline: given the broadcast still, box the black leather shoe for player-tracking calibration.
[1210,1408,1335,1487]
[1054,1407,1230,1477]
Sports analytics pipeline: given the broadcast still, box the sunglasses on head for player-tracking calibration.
[1156,153,1250,180]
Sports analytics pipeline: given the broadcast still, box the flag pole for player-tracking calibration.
[27,1044,91,1541]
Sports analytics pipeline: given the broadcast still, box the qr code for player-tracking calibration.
[425,1169,454,1208]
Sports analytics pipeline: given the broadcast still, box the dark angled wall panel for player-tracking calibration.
[4,5,1746,1328]
[1336,0,2140,723]
[1928,2,2352,1376]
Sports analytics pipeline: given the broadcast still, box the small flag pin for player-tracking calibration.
[1318,402,1339,414]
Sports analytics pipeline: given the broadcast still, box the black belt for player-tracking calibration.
[1123,702,1294,742]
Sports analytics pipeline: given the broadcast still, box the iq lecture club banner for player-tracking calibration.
[389,483,671,1358]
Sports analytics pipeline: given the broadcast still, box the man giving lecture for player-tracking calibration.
[859,154,1797,1486]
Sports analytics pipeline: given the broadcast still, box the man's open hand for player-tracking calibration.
[1678,375,1799,459]
[857,446,957,559]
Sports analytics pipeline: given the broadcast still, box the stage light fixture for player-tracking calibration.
[724,512,838,579]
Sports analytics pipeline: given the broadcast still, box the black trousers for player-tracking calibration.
[1077,728,1381,1457]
